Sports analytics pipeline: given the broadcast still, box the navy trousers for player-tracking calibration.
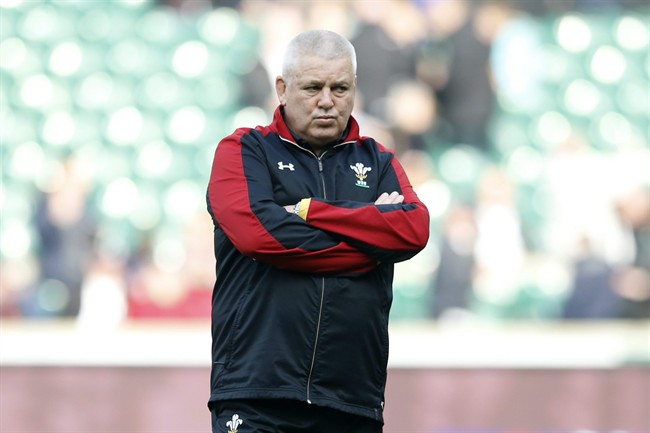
[211,398,383,433]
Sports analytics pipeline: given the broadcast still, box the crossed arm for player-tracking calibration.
[208,134,429,275]
[284,191,404,213]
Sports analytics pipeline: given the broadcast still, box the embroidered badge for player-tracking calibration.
[350,162,372,188]
[226,414,243,433]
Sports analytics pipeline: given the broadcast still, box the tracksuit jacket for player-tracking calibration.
[206,106,430,422]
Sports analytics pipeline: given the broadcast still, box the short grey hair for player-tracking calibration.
[281,29,357,82]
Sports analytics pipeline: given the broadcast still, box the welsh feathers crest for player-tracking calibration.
[350,162,372,188]
[226,414,243,433]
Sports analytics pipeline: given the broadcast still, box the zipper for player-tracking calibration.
[316,158,326,199]
[278,137,352,403]
[309,155,325,403]
[306,276,326,404]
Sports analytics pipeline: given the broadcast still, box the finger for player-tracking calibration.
[374,192,389,205]
[383,192,404,204]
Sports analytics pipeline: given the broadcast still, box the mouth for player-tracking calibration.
[314,115,336,124]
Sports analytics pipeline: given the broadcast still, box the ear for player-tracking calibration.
[275,76,287,106]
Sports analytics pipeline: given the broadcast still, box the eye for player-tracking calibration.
[333,85,349,94]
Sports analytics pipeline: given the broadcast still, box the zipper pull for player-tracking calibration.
[317,159,323,172]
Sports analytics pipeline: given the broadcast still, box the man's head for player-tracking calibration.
[275,30,357,151]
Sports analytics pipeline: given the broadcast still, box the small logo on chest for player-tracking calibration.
[350,162,372,188]
[278,161,295,171]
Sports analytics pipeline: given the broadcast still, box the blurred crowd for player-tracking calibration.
[1,0,648,325]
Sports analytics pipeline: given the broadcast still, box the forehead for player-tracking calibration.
[291,55,355,83]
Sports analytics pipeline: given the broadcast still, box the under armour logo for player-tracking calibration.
[278,161,295,171]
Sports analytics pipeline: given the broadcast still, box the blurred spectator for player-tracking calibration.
[352,93,396,150]
[127,259,197,319]
[562,186,650,320]
[431,204,477,319]
[562,237,622,319]
[384,79,439,155]
[472,165,527,308]
[239,57,273,109]
[241,0,304,94]
[22,155,97,318]
[350,0,424,122]
[393,149,441,314]
[305,1,356,37]
[0,258,38,317]
[126,213,213,319]
[613,186,650,319]
[544,134,632,266]
[420,0,513,151]
[77,251,128,330]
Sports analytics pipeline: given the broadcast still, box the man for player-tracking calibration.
[206,29,429,433]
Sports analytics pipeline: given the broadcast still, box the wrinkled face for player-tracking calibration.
[276,55,356,151]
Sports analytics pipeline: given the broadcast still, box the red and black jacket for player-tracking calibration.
[206,106,429,422]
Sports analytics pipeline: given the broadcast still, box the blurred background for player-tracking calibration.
[0,0,648,432]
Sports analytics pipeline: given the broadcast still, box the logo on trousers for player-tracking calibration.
[226,413,243,433]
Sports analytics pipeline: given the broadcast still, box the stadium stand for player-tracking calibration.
[0,0,648,322]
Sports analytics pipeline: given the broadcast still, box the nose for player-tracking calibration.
[318,88,334,108]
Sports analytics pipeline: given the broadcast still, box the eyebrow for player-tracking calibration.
[300,78,352,87]
[301,79,324,87]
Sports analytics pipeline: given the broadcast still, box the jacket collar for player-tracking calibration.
[271,106,360,150]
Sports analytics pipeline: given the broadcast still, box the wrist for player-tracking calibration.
[294,198,311,220]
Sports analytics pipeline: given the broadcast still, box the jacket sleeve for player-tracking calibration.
[207,130,378,275]
[295,152,430,264]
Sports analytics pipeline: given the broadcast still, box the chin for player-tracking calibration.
[313,136,339,145]
[312,128,342,140]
